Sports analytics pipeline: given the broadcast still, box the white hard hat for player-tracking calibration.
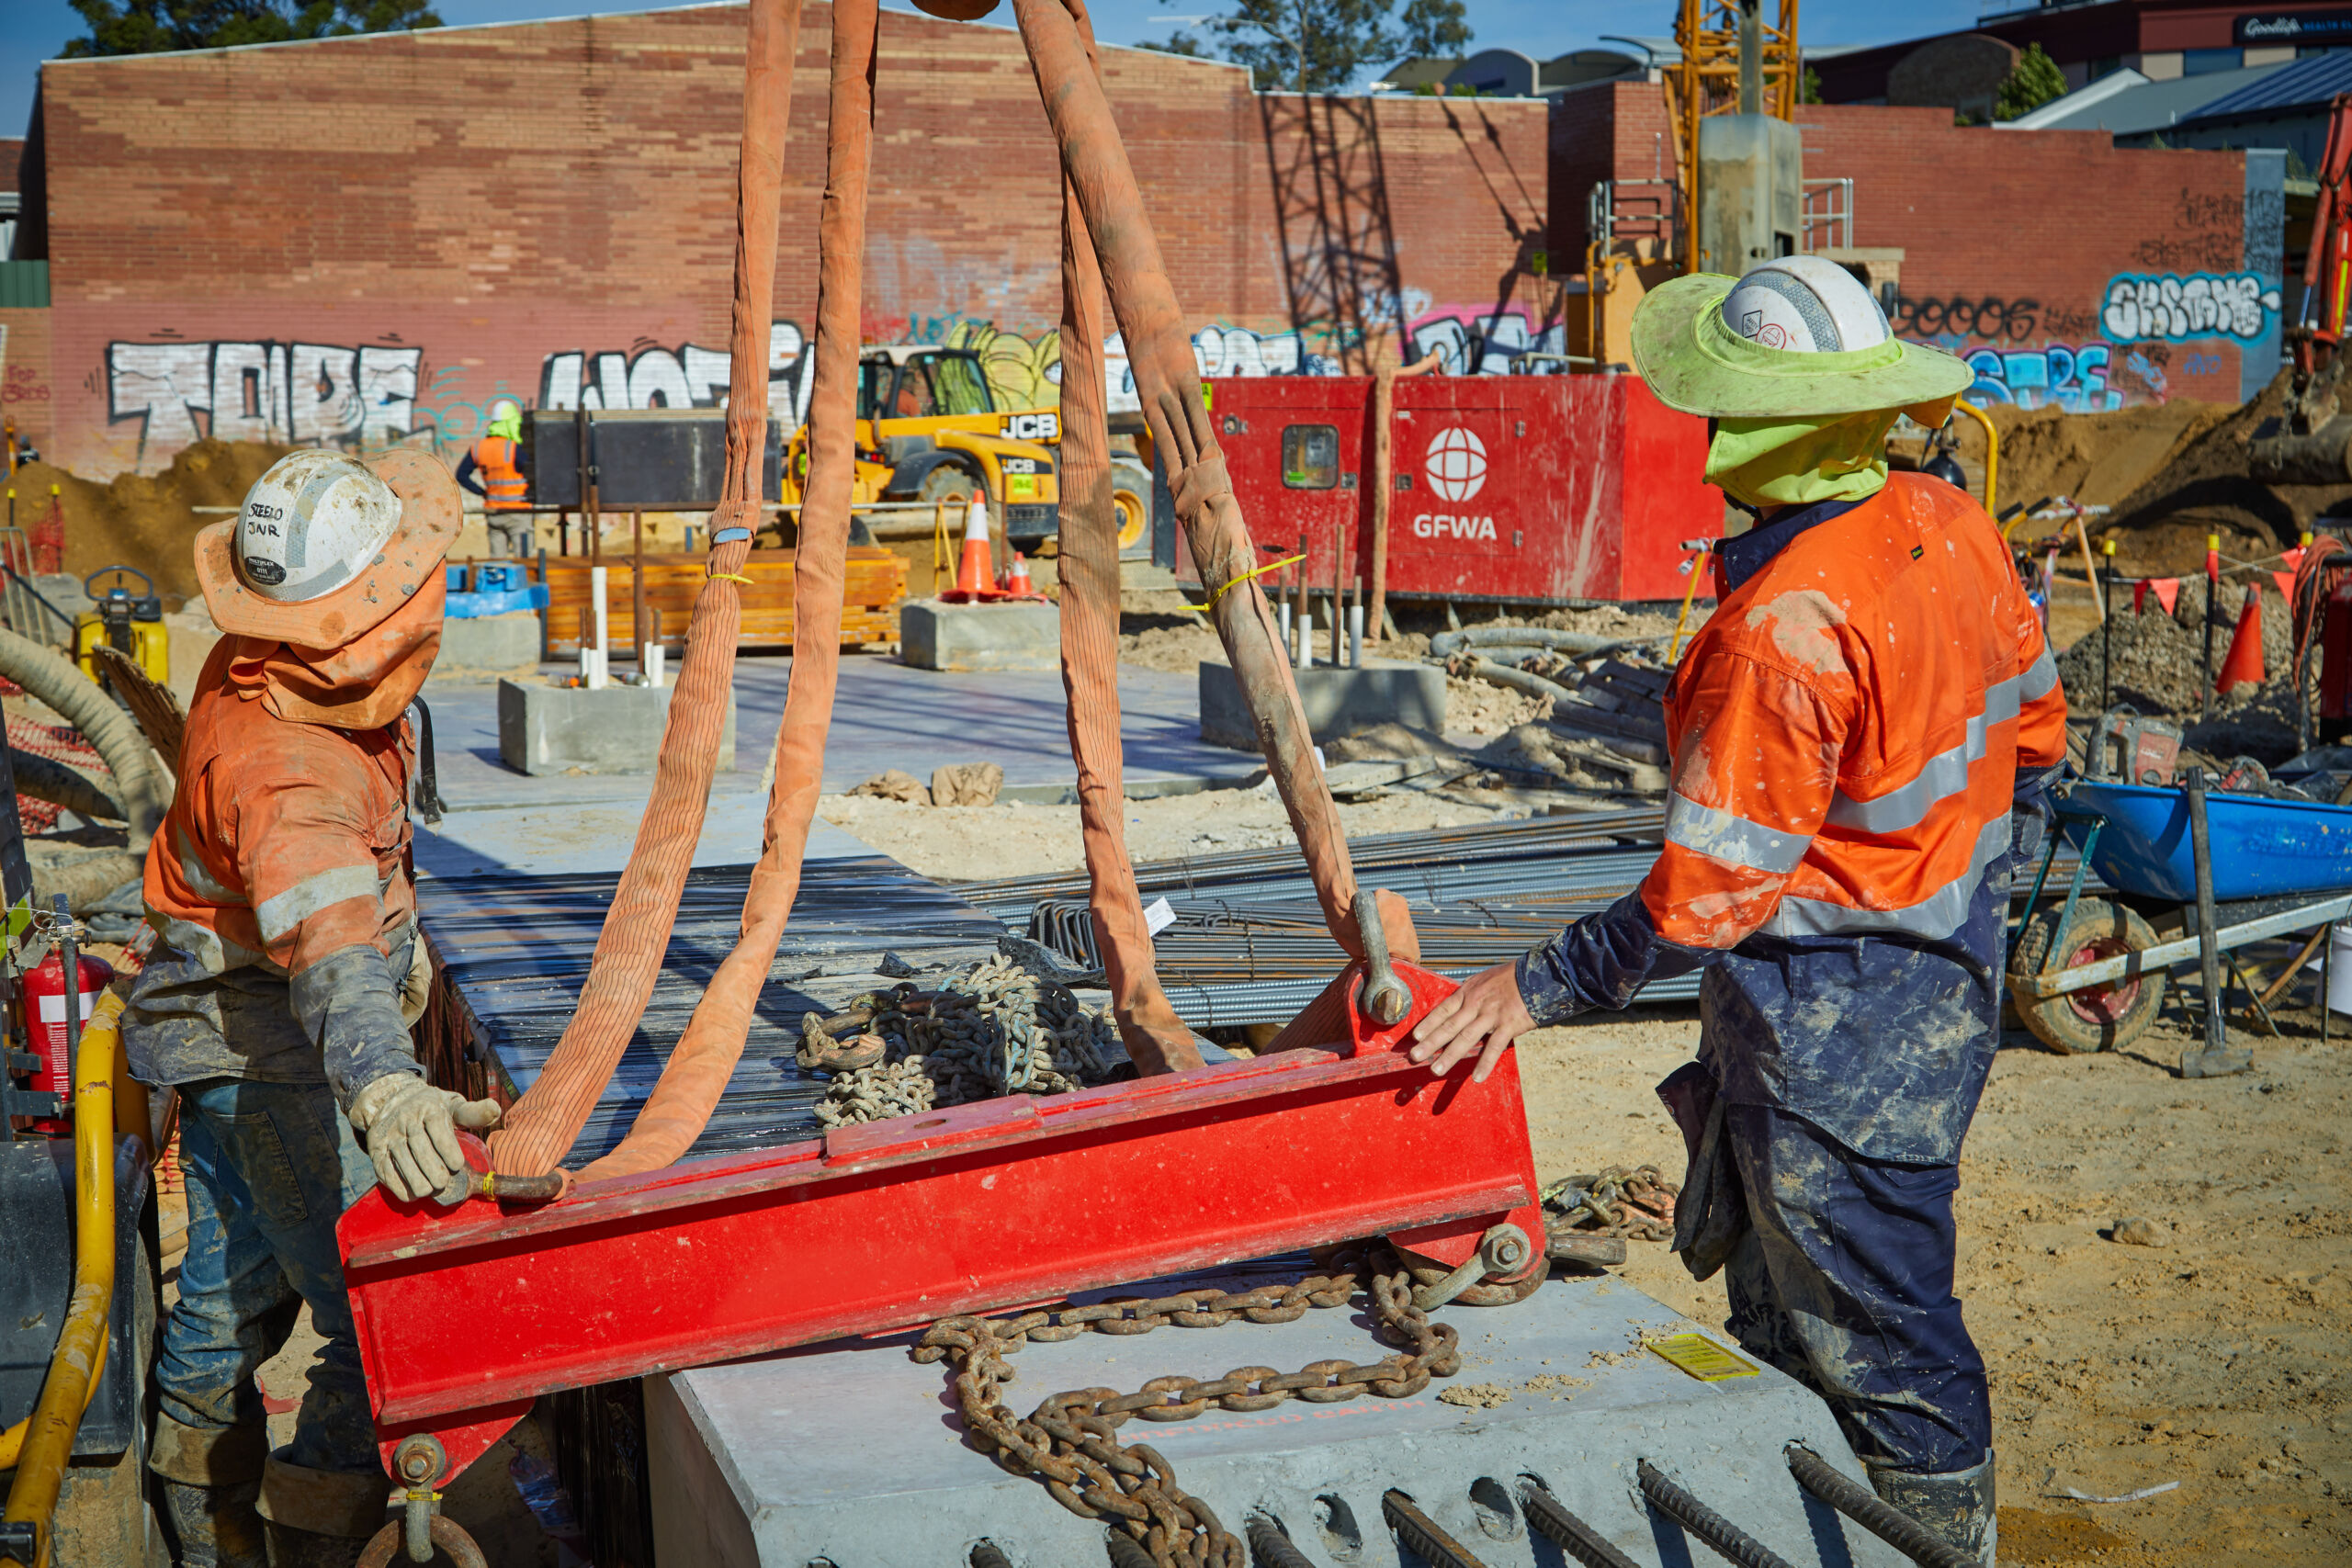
[488,397,523,423]
[1720,256,1892,355]
[232,450,403,604]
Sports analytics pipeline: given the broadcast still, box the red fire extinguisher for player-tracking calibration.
[14,948,113,1136]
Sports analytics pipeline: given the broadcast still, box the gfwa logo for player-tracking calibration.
[1426,426,1487,502]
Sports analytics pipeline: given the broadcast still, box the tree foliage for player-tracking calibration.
[1144,0,1472,95]
[1994,43,2067,121]
[62,0,440,57]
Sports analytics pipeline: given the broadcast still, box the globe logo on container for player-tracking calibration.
[1426,427,1487,502]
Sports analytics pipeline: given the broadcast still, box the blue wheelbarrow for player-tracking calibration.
[2007,779,2352,1055]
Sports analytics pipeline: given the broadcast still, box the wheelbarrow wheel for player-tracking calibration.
[2009,897,2167,1055]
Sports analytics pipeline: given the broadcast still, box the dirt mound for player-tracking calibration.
[2055,578,2302,762]
[1956,400,2226,518]
[11,440,293,607]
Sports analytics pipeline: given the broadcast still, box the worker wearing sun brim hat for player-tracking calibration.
[1405,257,2069,1566]
[125,447,503,1567]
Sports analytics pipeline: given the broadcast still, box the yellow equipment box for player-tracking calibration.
[74,566,168,689]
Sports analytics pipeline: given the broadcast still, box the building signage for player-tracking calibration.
[2236,10,2352,44]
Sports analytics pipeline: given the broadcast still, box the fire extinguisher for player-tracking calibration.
[14,947,113,1137]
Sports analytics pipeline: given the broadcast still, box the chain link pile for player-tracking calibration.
[812,954,1121,1128]
[913,1247,1461,1568]
[1541,1164,1679,1243]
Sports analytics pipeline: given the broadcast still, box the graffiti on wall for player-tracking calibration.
[1962,344,2120,412]
[106,340,422,461]
[2100,272,2278,343]
[97,297,1576,470]
[537,321,813,426]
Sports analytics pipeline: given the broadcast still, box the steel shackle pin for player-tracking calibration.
[1352,886,1411,1026]
[1413,1221,1534,1310]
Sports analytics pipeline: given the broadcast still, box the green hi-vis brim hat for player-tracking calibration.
[1630,272,1975,420]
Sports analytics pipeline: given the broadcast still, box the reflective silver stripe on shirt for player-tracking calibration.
[175,825,245,907]
[1760,814,2011,942]
[1823,652,2049,837]
[254,864,381,944]
[1665,793,1812,875]
[154,913,262,976]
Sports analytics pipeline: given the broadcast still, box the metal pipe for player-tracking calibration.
[2186,768,2226,1058]
[1518,1480,1642,1568]
[0,988,126,1557]
[1368,351,1442,641]
[1784,1445,1977,1568]
[1428,626,1664,658]
[1381,1490,1492,1568]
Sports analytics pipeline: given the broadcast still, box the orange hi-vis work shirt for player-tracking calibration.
[126,640,421,1101]
[469,434,528,510]
[1645,471,2065,947]
[1515,472,2066,1162]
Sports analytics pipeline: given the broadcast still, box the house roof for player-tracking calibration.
[2001,60,2289,134]
[2183,47,2352,124]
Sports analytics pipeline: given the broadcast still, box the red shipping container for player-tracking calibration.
[1181,373,1724,607]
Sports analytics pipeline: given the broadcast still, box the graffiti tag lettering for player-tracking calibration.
[106,340,421,464]
[2100,272,2278,342]
[1962,343,2118,412]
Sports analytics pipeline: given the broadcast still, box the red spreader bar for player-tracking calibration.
[339,959,1542,1479]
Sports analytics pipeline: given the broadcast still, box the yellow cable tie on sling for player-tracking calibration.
[1203,553,1305,612]
[710,572,754,587]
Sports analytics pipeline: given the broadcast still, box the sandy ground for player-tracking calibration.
[817,780,1533,880]
[1521,1002,2351,1568]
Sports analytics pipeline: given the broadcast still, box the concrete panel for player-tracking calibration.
[495,679,735,775]
[900,601,1062,672]
[1198,658,1448,750]
[650,1269,1907,1568]
[435,611,542,676]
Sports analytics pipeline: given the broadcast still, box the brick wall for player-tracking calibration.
[1555,85,2259,410]
[28,4,1548,474]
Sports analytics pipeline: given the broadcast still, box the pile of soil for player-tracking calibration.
[1945,401,2225,520]
[2055,579,2304,762]
[13,440,292,608]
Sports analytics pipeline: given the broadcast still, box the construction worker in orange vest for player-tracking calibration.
[1409,257,2071,1566]
[455,396,531,556]
[125,449,502,1566]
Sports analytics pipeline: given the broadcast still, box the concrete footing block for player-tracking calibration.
[646,1272,1906,1567]
[1198,658,1448,750]
[900,600,1061,672]
[436,611,542,676]
[497,678,735,775]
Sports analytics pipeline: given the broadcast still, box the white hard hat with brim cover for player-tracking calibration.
[195,448,462,649]
[1631,271,1974,421]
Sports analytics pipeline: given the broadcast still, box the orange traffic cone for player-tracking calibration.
[2215,583,2265,695]
[1005,552,1034,596]
[943,495,993,602]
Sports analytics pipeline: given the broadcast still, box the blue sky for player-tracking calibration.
[0,0,1985,142]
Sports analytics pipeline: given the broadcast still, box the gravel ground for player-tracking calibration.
[2054,578,2304,762]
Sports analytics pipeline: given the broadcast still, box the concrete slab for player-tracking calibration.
[420,655,1251,810]
[900,601,1061,672]
[648,1269,1905,1568]
[435,611,541,676]
[1199,658,1448,750]
[496,678,737,776]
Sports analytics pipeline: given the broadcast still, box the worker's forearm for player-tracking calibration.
[1517,891,1715,1025]
[288,939,422,1111]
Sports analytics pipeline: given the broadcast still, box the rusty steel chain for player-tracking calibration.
[814,954,1119,1127]
[1541,1163,1679,1244]
[913,1247,1468,1568]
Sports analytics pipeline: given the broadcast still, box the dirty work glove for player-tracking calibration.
[397,939,435,1028]
[346,1072,503,1201]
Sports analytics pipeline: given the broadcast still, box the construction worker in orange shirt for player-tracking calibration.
[1409,256,2070,1566]
[455,396,532,556]
[125,449,503,1567]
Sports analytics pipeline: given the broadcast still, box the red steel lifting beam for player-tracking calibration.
[339,961,1543,1481]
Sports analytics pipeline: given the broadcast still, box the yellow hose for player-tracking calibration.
[1951,399,2001,528]
[1,989,125,1559]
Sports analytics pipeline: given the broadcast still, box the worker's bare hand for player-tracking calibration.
[1407,962,1534,1083]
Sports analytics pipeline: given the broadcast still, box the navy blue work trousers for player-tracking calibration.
[1717,1102,1991,1475]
